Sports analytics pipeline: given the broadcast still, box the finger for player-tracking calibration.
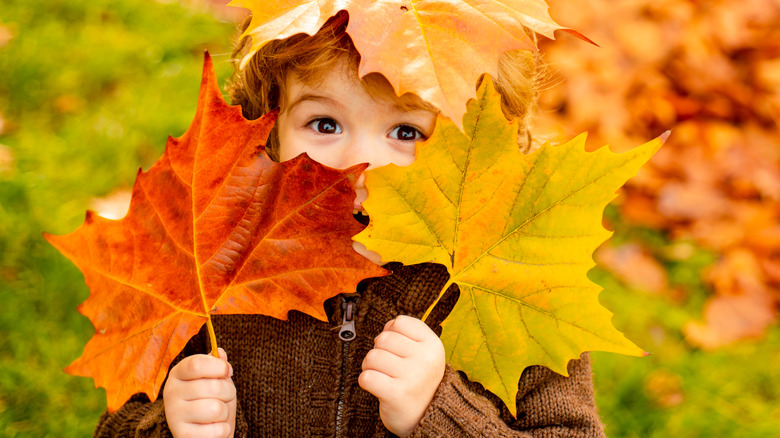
[175,421,232,438]
[386,315,433,342]
[175,354,232,381]
[353,241,383,265]
[361,348,405,377]
[181,378,237,402]
[179,398,231,424]
[358,368,396,401]
[373,330,416,357]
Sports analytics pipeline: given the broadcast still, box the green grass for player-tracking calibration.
[592,269,780,437]
[1,0,237,435]
[590,212,780,437]
[2,1,779,437]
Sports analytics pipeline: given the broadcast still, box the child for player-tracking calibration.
[95,12,604,438]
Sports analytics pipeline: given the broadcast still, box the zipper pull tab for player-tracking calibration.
[339,295,359,342]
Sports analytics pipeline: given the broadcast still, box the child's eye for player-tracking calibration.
[307,118,342,134]
[390,125,426,141]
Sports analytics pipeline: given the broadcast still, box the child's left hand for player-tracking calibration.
[359,315,446,437]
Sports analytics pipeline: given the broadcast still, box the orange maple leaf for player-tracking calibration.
[228,0,591,128]
[44,53,386,411]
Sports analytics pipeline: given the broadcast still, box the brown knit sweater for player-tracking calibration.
[94,262,605,437]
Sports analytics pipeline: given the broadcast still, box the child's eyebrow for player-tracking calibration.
[284,93,346,115]
[392,103,437,116]
[387,98,439,116]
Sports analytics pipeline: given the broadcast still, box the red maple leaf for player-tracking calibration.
[44,53,386,411]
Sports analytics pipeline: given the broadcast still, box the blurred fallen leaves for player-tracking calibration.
[166,0,248,21]
[0,23,13,48]
[0,144,13,174]
[644,368,684,408]
[539,0,780,348]
[596,243,668,295]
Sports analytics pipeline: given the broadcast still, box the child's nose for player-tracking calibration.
[335,136,388,170]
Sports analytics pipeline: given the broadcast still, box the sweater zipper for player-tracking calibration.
[335,294,359,437]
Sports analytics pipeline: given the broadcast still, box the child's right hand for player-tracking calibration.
[163,348,236,438]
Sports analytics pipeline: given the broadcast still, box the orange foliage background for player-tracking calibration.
[535,0,780,349]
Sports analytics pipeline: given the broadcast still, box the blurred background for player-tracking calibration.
[1,0,778,436]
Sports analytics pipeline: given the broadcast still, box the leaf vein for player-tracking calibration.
[376,172,451,258]
[469,287,511,398]
[139,180,194,257]
[461,149,641,280]
[428,160,457,207]
[464,282,619,344]
[501,155,539,236]
[84,264,203,317]
[224,173,353,290]
[485,252,586,267]
[409,1,449,108]
[459,1,535,43]
[229,265,371,289]
[79,311,193,366]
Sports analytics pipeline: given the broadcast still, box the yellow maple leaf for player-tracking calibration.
[354,77,661,413]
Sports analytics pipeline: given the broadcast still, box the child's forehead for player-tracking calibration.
[284,62,437,114]
[363,73,438,113]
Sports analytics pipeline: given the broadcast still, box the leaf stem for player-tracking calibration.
[421,278,454,322]
[206,317,219,357]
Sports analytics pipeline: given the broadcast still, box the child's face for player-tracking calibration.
[276,60,437,211]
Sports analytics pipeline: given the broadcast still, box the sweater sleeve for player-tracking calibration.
[409,353,605,438]
[93,395,172,438]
